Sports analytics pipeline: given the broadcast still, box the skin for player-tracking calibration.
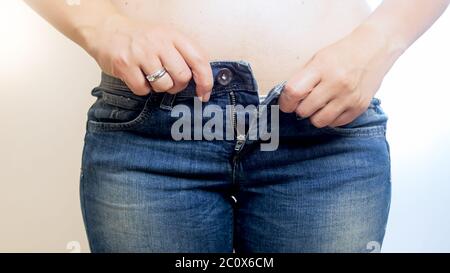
[24,0,214,101]
[108,0,373,95]
[24,0,449,127]
[279,0,450,127]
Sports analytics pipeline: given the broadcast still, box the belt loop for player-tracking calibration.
[160,93,177,110]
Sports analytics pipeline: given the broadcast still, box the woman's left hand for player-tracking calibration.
[279,24,402,128]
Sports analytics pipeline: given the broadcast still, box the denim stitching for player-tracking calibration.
[87,95,153,132]
[322,125,387,137]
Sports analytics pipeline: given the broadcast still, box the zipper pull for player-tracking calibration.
[235,134,246,151]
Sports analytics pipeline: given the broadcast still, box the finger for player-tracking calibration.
[141,55,174,92]
[159,47,193,94]
[173,36,213,101]
[121,66,152,96]
[329,109,361,127]
[309,99,347,128]
[295,83,336,118]
[279,66,321,113]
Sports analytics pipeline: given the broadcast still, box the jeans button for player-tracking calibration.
[216,68,233,86]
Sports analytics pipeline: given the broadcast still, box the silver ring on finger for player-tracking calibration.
[146,67,167,83]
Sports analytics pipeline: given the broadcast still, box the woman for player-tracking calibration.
[25,0,449,253]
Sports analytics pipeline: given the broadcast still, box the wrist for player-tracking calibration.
[353,21,407,62]
[76,12,126,56]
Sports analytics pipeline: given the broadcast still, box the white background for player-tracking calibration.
[367,0,450,252]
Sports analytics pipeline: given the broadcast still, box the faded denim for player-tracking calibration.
[80,61,391,253]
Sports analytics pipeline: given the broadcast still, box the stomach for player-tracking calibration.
[111,0,372,94]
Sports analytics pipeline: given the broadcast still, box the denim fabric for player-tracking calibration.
[80,60,391,253]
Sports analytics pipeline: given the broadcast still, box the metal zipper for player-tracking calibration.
[229,91,237,135]
[235,135,246,151]
[234,83,287,153]
[229,91,246,152]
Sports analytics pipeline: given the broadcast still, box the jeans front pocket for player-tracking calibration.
[86,87,153,132]
[321,98,388,137]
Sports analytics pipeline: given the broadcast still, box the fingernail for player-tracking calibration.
[296,114,307,120]
[203,92,211,102]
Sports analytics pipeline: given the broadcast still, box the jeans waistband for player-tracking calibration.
[99,60,260,97]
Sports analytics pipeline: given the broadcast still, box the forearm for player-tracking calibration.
[23,0,120,51]
[359,0,450,54]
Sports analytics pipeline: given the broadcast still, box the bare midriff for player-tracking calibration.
[111,0,372,95]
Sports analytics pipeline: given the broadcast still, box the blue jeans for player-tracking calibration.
[80,60,391,253]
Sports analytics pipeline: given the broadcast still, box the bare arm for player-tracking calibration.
[363,0,450,53]
[23,0,213,100]
[280,0,450,128]
[23,0,119,55]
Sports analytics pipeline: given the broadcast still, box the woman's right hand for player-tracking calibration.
[82,14,214,101]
